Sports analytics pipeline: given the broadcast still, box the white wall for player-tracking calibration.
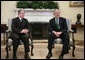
[1,1,84,25]
[1,1,17,25]
[57,1,84,24]
[1,1,84,41]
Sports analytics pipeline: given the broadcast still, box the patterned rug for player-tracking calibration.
[1,44,84,59]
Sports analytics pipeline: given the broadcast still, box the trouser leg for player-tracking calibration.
[13,40,19,57]
[12,34,20,58]
[60,32,69,54]
[48,33,56,53]
[20,34,29,55]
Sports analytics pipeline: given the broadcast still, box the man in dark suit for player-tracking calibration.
[46,10,69,59]
[11,10,31,59]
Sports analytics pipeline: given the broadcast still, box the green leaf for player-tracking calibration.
[16,1,59,9]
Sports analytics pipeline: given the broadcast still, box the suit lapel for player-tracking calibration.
[53,18,57,27]
[21,18,25,26]
[16,17,23,26]
[59,17,63,29]
[59,17,62,27]
[17,17,21,23]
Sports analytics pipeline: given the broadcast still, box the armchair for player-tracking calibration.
[5,18,34,58]
[52,19,75,57]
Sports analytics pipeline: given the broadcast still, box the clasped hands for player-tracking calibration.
[53,31,62,37]
[21,29,29,34]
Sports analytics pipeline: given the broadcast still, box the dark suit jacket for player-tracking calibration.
[49,17,68,34]
[11,17,31,34]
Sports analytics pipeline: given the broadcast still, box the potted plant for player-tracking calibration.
[16,1,59,9]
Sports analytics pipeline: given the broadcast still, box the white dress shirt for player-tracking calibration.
[19,17,22,22]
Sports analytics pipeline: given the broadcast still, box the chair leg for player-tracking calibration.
[72,33,75,57]
[9,46,11,51]
[5,45,9,58]
[52,44,55,48]
[30,38,34,56]
[72,39,75,57]
[5,38,9,58]
[31,44,34,56]
[68,42,71,50]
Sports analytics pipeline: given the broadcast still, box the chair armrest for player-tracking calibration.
[6,30,10,33]
[6,30,11,39]
[69,30,75,33]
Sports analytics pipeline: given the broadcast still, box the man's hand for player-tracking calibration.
[21,29,29,34]
[58,32,62,35]
[53,31,62,37]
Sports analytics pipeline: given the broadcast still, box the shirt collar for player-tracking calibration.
[19,17,22,20]
[55,17,60,24]
[55,17,59,21]
[55,17,59,20]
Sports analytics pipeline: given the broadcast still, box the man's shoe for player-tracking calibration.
[13,56,17,59]
[46,52,52,59]
[59,54,64,59]
[24,54,30,59]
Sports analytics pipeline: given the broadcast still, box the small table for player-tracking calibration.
[72,24,84,28]
[71,24,84,33]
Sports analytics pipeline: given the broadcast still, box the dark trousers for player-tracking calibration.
[48,32,69,54]
[10,33,29,57]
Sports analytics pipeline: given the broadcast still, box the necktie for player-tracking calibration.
[55,19,59,29]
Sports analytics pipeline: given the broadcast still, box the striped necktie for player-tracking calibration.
[55,19,59,29]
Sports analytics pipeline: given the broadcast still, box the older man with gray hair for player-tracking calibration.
[10,10,31,59]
